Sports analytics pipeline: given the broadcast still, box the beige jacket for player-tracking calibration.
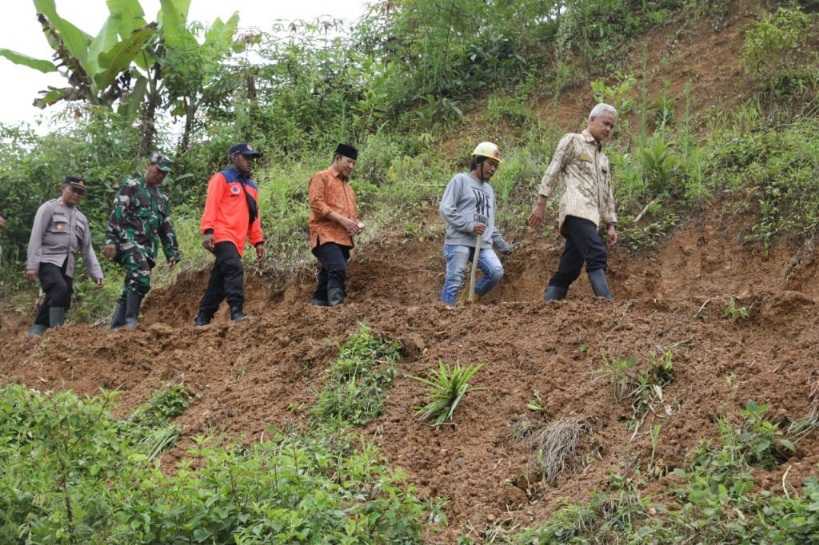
[26,198,103,280]
[537,129,617,234]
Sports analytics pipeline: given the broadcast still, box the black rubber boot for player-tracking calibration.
[229,307,247,321]
[49,307,66,328]
[544,285,567,302]
[310,297,329,307]
[124,292,143,330]
[588,269,613,300]
[194,312,212,326]
[111,298,126,330]
[27,324,47,337]
[327,287,345,307]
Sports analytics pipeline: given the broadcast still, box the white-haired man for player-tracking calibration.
[528,103,619,301]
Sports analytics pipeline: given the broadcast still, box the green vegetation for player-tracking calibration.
[312,324,402,426]
[412,362,482,427]
[0,384,423,544]
[516,405,819,544]
[599,351,675,430]
[722,297,751,322]
[741,7,818,98]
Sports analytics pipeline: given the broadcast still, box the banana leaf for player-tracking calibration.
[0,48,56,73]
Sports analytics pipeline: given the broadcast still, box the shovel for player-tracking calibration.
[467,213,487,303]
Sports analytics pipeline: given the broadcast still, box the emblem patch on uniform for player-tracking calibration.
[579,153,593,162]
[230,185,241,195]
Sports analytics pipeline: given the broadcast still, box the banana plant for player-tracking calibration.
[0,0,157,111]
[135,0,240,154]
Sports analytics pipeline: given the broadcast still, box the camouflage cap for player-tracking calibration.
[149,151,173,173]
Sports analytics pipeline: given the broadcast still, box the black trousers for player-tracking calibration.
[548,216,608,290]
[34,262,73,326]
[312,242,350,301]
[198,242,244,317]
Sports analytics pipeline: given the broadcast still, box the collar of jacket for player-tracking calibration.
[222,167,257,188]
[57,197,76,209]
[581,129,603,151]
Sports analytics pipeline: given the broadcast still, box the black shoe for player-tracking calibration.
[48,307,66,328]
[229,307,247,321]
[310,297,329,307]
[27,324,47,337]
[125,292,144,330]
[544,285,567,302]
[194,312,212,326]
[327,288,345,306]
[111,299,126,330]
[588,269,613,300]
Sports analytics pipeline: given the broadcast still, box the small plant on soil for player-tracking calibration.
[123,383,191,460]
[599,355,638,402]
[721,401,795,469]
[412,362,482,427]
[722,296,750,321]
[631,351,675,419]
[424,496,449,526]
[527,390,548,414]
[647,424,667,478]
[599,351,674,420]
[128,384,191,428]
[312,324,401,426]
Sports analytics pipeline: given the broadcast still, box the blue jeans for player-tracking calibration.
[440,244,504,305]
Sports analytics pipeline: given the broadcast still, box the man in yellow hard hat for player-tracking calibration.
[438,142,513,306]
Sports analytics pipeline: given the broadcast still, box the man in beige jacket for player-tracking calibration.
[26,177,104,336]
[528,103,619,301]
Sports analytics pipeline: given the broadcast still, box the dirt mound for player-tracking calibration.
[2,208,818,543]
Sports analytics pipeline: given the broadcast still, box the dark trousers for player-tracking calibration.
[549,216,608,290]
[34,262,73,326]
[312,242,350,302]
[197,242,244,317]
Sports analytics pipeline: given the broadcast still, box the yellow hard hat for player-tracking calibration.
[472,141,502,163]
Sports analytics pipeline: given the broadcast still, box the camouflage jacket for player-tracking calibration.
[537,129,617,234]
[105,173,180,263]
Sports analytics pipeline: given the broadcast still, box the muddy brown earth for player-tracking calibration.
[1,211,818,543]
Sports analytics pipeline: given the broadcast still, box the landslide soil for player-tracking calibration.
[2,209,818,544]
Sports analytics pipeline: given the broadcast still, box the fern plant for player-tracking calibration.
[412,362,482,427]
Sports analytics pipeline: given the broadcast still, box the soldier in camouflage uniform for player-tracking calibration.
[103,153,180,330]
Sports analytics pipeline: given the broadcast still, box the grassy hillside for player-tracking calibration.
[1,1,819,544]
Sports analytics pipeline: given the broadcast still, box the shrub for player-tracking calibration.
[0,384,423,545]
[486,94,533,127]
[741,7,817,95]
[312,324,401,426]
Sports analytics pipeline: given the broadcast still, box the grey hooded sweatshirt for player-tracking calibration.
[439,172,510,251]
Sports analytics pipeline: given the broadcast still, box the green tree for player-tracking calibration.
[0,0,156,111]
[159,0,241,153]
